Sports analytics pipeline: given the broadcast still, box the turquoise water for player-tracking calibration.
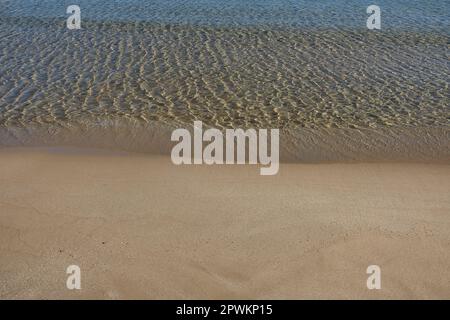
[0,1,449,160]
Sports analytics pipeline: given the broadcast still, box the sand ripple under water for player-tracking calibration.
[0,11,449,161]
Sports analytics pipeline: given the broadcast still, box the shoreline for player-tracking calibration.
[1,147,449,299]
[1,124,449,163]
[1,0,449,301]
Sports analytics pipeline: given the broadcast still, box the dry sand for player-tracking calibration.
[0,147,449,299]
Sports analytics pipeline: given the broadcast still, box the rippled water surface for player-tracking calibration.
[0,0,449,160]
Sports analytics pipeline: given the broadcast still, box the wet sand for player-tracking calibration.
[0,147,449,299]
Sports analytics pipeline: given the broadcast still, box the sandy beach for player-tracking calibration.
[0,147,449,299]
[1,0,449,303]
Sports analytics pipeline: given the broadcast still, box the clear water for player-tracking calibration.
[2,0,449,30]
[0,1,449,160]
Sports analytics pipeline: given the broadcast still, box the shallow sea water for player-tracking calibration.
[0,0,449,160]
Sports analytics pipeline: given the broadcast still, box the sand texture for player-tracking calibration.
[0,148,449,299]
